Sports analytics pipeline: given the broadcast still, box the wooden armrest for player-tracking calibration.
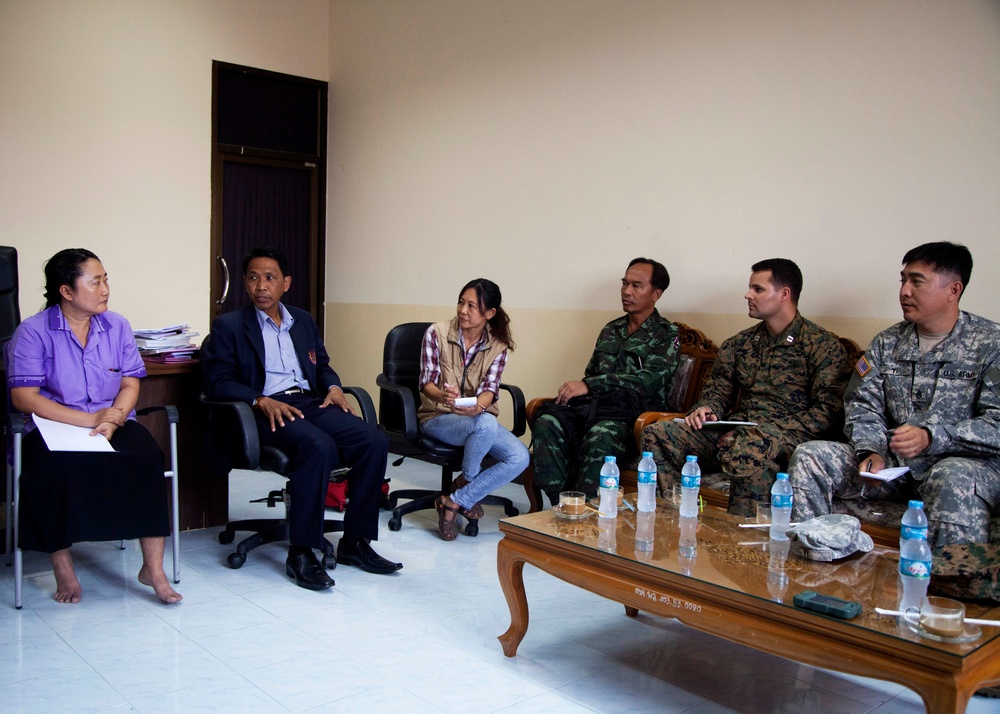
[526,397,554,427]
[633,411,685,448]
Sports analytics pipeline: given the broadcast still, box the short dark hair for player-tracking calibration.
[628,257,670,291]
[751,258,803,304]
[459,278,515,350]
[243,247,289,276]
[902,242,972,293]
[44,248,100,308]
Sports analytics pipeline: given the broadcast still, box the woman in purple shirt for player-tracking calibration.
[7,249,181,604]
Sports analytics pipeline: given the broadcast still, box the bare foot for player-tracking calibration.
[51,551,82,604]
[137,565,183,604]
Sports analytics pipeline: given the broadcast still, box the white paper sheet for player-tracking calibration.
[860,466,909,482]
[31,414,116,452]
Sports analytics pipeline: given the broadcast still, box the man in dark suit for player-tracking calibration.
[201,247,401,590]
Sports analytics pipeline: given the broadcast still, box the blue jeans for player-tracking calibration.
[420,413,529,510]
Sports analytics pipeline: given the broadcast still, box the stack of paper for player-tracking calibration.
[133,323,199,362]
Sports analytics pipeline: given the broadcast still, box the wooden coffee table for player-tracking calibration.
[497,504,1000,714]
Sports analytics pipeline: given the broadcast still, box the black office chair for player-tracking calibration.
[2,246,21,570]
[200,384,377,570]
[376,322,522,535]
[0,246,20,354]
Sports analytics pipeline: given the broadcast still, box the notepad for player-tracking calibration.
[860,466,909,482]
[672,418,758,427]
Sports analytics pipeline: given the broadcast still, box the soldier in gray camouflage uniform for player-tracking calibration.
[790,242,1000,547]
[642,258,848,517]
[532,258,680,503]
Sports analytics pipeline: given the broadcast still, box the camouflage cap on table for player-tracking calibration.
[788,514,874,562]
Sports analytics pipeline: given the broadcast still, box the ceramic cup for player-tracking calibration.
[559,491,587,516]
[904,596,966,638]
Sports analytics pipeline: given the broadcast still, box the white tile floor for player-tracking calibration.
[1,458,997,713]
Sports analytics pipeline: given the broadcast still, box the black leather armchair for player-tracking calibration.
[200,385,377,569]
[376,322,522,535]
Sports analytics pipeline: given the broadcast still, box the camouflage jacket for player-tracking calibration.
[581,310,680,410]
[844,311,1000,477]
[696,313,848,440]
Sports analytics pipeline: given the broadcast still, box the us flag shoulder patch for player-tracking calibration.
[855,355,872,378]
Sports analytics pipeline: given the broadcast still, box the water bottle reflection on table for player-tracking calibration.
[597,516,617,553]
[635,511,655,560]
[678,515,698,574]
[767,537,790,602]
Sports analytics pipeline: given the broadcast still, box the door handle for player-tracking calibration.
[216,256,230,305]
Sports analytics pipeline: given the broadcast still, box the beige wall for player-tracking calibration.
[1,0,329,335]
[3,2,998,411]
[326,0,1000,400]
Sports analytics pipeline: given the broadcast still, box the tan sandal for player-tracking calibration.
[435,495,459,541]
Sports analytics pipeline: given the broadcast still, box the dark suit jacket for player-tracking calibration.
[201,304,342,404]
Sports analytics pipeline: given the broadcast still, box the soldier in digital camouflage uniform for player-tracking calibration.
[642,258,848,517]
[790,242,1000,548]
[531,258,680,503]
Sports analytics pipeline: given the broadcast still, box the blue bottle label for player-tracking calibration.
[900,525,927,541]
[771,494,792,509]
[600,474,619,489]
[637,470,656,484]
[900,557,931,578]
[681,474,700,489]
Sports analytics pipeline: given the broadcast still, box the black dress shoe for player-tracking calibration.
[285,550,335,590]
[336,539,403,575]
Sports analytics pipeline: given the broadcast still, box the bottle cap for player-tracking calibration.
[908,500,924,509]
[604,455,616,463]
[685,455,698,462]
[641,451,653,458]
[776,472,789,480]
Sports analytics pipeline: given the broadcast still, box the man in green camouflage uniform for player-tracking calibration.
[532,258,680,503]
[642,259,848,517]
[790,242,1000,547]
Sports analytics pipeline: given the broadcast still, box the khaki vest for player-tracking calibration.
[417,317,506,422]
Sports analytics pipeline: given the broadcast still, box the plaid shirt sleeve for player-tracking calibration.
[478,349,507,400]
[418,325,441,390]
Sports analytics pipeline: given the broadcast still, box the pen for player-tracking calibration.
[866,458,873,473]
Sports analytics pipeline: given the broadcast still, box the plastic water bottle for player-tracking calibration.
[679,455,701,518]
[635,511,655,558]
[769,472,793,540]
[899,505,932,614]
[900,500,929,550]
[637,452,658,512]
[678,515,698,573]
[598,456,620,518]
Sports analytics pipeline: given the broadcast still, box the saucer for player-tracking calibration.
[589,496,633,512]
[905,620,982,644]
[551,504,592,521]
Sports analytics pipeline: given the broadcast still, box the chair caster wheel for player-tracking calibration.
[219,531,235,545]
[380,497,393,511]
[504,505,520,517]
[388,517,402,531]
[227,552,246,569]
[465,522,479,537]
[322,554,337,570]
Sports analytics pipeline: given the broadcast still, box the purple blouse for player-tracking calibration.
[6,306,146,422]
